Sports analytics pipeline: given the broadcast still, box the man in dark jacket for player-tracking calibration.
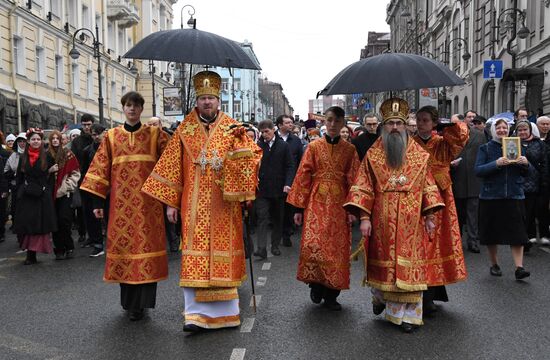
[71,113,95,243]
[81,123,106,256]
[255,119,295,259]
[451,113,487,253]
[352,130,378,161]
[276,115,303,247]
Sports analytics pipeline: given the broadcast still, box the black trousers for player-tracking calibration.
[423,286,448,303]
[82,192,103,249]
[536,192,550,238]
[255,196,285,251]
[282,197,295,241]
[0,195,7,238]
[455,197,480,247]
[310,283,341,301]
[52,195,74,253]
[120,283,157,311]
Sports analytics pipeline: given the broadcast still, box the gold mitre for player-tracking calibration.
[193,71,221,98]
[380,97,409,123]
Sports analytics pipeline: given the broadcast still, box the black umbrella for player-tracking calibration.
[318,53,464,96]
[123,28,261,70]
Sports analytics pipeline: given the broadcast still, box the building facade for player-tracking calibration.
[387,0,550,118]
[259,78,293,122]
[0,0,176,134]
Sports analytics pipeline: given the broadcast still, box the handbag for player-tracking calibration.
[23,181,45,197]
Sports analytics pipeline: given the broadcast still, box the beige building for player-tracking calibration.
[0,0,176,134]
[387,0,550,118]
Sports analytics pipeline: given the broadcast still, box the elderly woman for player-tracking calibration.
[514,120,549,246]
[475,118,530,280]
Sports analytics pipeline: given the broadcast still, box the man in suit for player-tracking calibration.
[255,119,295,259]
[276,115,303,247]
[451,112,487,253]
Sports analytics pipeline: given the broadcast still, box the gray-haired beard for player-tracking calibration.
[382,127,408,169]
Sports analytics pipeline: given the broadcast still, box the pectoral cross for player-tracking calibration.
[210,149,223,172]
[198,149,209,172]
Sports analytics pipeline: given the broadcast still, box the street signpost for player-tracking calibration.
[483,60,503,79]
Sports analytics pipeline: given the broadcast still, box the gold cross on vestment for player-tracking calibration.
[241,168,253,178]
[388,174,408,187]
[182,123,198,136]
[198,149,209,172]
[210,150,223,172]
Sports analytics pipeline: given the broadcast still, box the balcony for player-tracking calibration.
[107,0,140,28]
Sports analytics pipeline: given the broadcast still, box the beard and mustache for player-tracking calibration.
[381,126,408,169]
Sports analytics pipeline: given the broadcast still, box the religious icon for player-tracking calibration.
[502,137,521,161]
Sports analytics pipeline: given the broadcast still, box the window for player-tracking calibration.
[118,29,124,55]
[55,55,64,88]
[233,78,241,91]
[234,101,241,114]
[121,85,127,96]
[68,0,77,27]
[13,36,25,75]
[222,78,229,91]
[95,14,102,40]
[108,21,115,52]
[51,0,61,17]
[82,5,90,29]
[221,101,229,112]
[36,47,46,83]
[111,81,116,106]
[87,69,93,97]
[72,62,80,94]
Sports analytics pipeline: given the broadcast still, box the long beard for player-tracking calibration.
[382,128,408,169]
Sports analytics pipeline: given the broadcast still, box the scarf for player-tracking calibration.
[28,147,40,167]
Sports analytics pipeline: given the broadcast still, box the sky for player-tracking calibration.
[172,1,390,117]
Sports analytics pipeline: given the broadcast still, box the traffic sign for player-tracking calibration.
[483,60,503,79]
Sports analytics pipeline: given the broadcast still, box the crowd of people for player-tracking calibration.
[1,68,547,334]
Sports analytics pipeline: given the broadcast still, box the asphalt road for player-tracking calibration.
[1,228,549,360]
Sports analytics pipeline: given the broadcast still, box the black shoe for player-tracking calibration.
[467,244,480,253]
[271,247,281,256]
[372,302,386,315]
[89,248,105,257]
[401,322,418,333]
[323,300,342,311]
[282,238,292,247]
[183,324,205,333]
[129,310,144,321]
[65,250,74,259]
[253,249,267,260]
[310,287,323,304]
[423,299,437,315]
[55,252,65,260]
[515,266,530,280]
[80,240,92,248]
[0,236,4,243]
[490,264,502,276]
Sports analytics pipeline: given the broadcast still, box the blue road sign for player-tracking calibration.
[483,60,503,79]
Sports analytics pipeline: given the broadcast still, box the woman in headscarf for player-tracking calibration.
[15,128,58,265]
[514,120,549,247]
[475,119,531,280]
[48,131,81,260]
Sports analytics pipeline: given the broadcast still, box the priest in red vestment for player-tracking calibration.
[287,106,360,311]
[81,91,169,321]
[142,71,261,332]
[414,106,468,312]
[344,98,445,333]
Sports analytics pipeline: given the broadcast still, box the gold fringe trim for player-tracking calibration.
[223,192,256,202]
[107,250,167,260]
[179,276,246,288]
[350,237,366,261]
[383,290,422,303]
[227,148,254,160]
[195,287,238,302]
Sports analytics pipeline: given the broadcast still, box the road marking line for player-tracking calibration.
[240,317,255,333]
[540,247,550,254]
[249,295,262,307]
[230,348,246,360]
[256,276,267,286]
[261,262,271,271]
[0,258,7,262]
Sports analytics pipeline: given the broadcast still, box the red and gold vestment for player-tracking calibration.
[344,139,444,301]
[141,110,261,296]
[412,122,468,286]
[287,138,360,290]
[80,125,169,284]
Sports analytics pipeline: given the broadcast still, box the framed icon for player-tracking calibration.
[163,87,183,116]
[502,137,521,161]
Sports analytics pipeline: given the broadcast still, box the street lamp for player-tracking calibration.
[69,24,104,125]
[149,60,156,116]
[446,37,471,63]
[496,7,530,40]
[181,4,196,29]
